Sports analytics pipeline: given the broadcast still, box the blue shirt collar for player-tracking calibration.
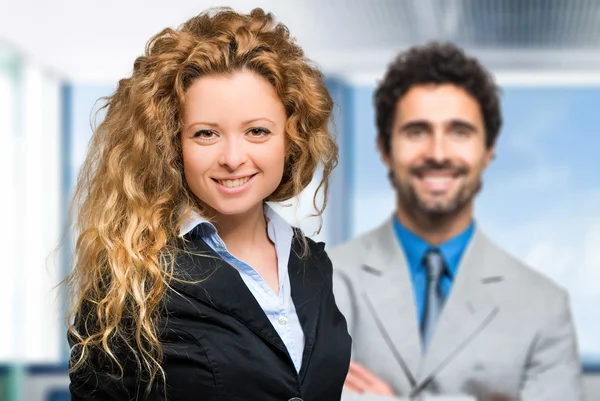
[393,216,475,278]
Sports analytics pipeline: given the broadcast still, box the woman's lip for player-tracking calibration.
[213,173,257,194]
[212,173,257,181]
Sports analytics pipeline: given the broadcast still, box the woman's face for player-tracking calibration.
[181,70,287,219]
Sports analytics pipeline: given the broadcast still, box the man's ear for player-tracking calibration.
[377,137,392,169]
[484,145,496,168]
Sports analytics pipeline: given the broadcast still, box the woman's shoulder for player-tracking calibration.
[290,227,325,251]
[289,228,333,279]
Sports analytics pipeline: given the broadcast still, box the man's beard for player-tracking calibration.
[389,161,482,217]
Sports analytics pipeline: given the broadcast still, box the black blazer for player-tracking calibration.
[69,228,352,401]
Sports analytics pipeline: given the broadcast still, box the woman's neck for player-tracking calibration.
[212,203,270,252]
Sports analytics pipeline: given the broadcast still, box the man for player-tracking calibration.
[329,42,583,401]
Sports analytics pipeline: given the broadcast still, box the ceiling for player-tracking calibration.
[1,0,600,83]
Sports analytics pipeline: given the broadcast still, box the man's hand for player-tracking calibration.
[344,361,395,396]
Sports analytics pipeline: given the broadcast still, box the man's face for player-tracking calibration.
[382,84,494,217]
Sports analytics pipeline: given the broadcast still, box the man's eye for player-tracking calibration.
[407,129,425,137]
[452,127,470,137]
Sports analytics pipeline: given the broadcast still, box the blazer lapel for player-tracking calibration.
[362,218,422,387]
[416,228,502,390]
[169,230,289,355]
[288,235,324,381]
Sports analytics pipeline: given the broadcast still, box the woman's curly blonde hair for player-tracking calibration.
[66,7,338,389]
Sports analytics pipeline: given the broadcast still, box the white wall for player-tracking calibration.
[0,52,65,364]
[18,65,64,363]
[0,51,19,362]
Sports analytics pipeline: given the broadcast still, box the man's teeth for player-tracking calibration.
[219,177,251,188]
[422,176,454,182]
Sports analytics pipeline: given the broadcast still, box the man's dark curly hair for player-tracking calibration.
[374,42,502,154]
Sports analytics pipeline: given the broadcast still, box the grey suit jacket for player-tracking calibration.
[329,218,583,401]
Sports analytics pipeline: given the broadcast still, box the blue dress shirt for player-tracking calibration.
[393,217,475,325]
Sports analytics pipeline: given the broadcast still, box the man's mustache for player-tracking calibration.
[410,162,468,176]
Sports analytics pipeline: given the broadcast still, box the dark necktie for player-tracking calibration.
[421,249,446,350]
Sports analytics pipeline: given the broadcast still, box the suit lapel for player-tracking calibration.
[417,228,502,387]
[288,234,324,381]
[362,219,422,387]
[169,230,289,354]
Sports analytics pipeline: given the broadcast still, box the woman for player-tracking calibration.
[66,7,351,401]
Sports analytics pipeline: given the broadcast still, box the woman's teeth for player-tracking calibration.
[218,176,251,188]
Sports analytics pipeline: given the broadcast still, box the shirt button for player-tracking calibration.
[278,316,288,325]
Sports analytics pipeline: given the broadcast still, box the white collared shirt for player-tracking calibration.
[179,204,305,373]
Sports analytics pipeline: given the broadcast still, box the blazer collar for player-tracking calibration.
[418,228,503,386]
[360,217,423,385]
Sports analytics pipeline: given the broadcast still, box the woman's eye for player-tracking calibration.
[247,127,271,137]
[194,130,216,139]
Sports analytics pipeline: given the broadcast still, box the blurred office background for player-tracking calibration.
[0,0,599,400]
